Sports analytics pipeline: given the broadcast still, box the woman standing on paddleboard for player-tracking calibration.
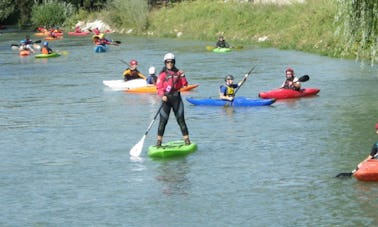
[155,53,191,147]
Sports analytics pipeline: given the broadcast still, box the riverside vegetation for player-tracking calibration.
[7,0,378,65]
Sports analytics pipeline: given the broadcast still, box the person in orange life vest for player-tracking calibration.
[122,60,146,81]
[281,67,301,91]
[356,123,378,169]
[155,52,191,147]
[41,42,53,54]
[219,74,246,101]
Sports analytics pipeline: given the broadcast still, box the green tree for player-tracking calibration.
[31,0,74,27]
[336,0,378,64]
[0,0,15,22]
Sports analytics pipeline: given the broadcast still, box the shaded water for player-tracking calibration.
[1,31,378,226]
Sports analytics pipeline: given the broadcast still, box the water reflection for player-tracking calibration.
[154,158,191,195]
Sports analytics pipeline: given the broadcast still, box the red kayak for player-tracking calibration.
[354,159,378,181]
[258,88,320,99]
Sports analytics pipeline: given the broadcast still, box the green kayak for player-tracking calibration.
[35,52,61,58]
[213,47,231,53]
[148,140,197,158]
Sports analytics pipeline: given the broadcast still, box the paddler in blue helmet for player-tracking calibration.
[219,74,246,101]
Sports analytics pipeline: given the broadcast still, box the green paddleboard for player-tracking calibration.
[148,140,197,158]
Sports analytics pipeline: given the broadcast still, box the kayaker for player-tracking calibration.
[41,41,53,54]
[98,33,112,45]
[74,26,82,33]
[356,123,378,169]
[219,74,246,101]
[22,35,33,45]
[281,68,301,91]
[92,27,100,35]
[146,66,157,85]
[155,52,191,147]
[216,36,230,48]
[19,40,35,53]
[122,60,147,81]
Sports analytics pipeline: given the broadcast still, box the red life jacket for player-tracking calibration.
[156,69,188,96]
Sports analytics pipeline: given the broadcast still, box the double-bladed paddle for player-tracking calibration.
[206,45,244,51]
[296,75,310,82]
[129,104,163,157]
[224,66,255,107]
[11,39,42,47]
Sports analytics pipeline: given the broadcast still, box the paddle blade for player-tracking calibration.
[33,44,41,50]
[34,40,42,43]
[335,172,353,178]
[114,41,121,44]
[232,45,243,49]
[206,46,215,51]
[129,135,146,157]
[298,75,310,82]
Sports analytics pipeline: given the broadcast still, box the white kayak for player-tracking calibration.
[102,79,148,91]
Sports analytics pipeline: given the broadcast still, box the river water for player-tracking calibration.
[1,31,378,226]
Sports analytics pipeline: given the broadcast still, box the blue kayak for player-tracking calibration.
[185,97,276,107]
[94,44,108,53]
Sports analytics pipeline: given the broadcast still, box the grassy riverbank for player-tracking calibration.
[73,0,351,60]
[105,0,344,59]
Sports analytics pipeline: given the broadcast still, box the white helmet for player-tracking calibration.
[149,66,156,74]
[163,52,175,61]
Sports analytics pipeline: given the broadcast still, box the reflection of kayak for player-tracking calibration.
[213,47,231,53]
[258,88,320,99]
[102,79,147,90]
[185,97,276,107]
[126,84,199,93]
[19,50,31,56]
[354,160,378,181]
[148,140,197,158]
[35,52,60,58]
[68,31,90,36]
[94,45,107,53]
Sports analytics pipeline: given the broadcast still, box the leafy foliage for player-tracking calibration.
[335,0,378,64]
[107,0,149,32]
[31,0,75,27]
[0,0,15,21]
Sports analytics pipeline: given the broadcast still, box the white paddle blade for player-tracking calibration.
[129,135,146,157]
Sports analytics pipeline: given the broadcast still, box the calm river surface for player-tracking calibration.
[1,31,378,226]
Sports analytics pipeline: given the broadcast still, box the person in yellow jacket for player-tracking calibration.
[123,59,146,81]
[41,42,53,54]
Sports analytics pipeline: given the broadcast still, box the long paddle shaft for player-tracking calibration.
[119,59,131,67]
[129,104,163,157]
[233,66,256,96]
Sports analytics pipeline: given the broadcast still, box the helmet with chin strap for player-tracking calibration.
[163,53,175,63]
[285,68,294,74]
[130,59,138,66]
[224,74,234,81]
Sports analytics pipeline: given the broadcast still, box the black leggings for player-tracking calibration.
[158,92,189,137]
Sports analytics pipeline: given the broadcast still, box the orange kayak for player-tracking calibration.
[126,84,199,93]
[19,50,31,56]
[354,159,378,181]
